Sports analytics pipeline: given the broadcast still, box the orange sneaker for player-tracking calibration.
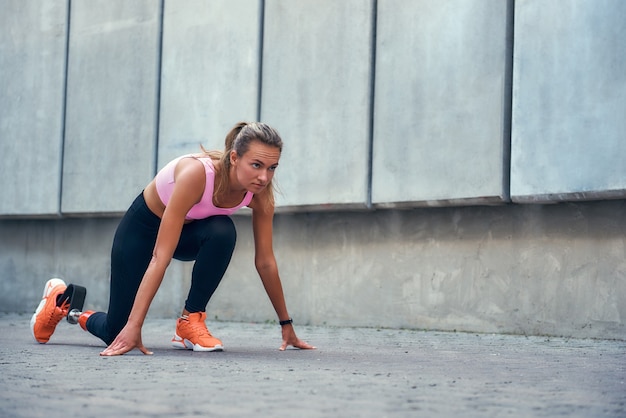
[171,312,223,352]
[30,278,70,343]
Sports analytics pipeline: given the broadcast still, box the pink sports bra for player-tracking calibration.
[155,154,253,220]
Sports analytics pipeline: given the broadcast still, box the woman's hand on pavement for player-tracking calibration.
[100,323,153,356]
[279,324,316,351]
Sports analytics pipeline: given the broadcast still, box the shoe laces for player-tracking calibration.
[187,318,213,337]
[45,298,70,327]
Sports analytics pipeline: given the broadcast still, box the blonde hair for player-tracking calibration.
[202,122,283,209]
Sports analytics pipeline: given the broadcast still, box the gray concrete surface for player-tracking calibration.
[511,0,626,202]
[2,1,626,218]
[1,199,625,340]
[0,0,67,216]
[261,0,373,209]
[62,0,160,214]
[0,313,624,417]
[372,0,512,207]
[158,0,261,168]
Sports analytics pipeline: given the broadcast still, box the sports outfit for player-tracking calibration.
[32,155,252,350]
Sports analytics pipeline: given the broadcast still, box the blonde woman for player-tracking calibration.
[31,122,314,355]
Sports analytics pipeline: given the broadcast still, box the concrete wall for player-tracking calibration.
[511,0,626,202]
[261,0,374,209]
[1,0,625,339]
[373,0,512,207]
[2,0,624,214]
[0,1,67,216]
[1,199,624,339]
[62,0,160,214]
[158,0,262,167]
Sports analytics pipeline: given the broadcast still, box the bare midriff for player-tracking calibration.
[143,180,167,220]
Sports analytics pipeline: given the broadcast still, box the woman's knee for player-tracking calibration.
[203,215,237,246]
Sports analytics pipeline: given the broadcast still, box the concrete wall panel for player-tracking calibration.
[158,0,261,169]
[511,0,626,202]
[261,0,374,209]
[61,0,160,214]
[0,1,68,216]
[216,201,626,339]
[3,200,624,340]
[372,0,512,207]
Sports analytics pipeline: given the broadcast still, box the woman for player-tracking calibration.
[31,121,314,355]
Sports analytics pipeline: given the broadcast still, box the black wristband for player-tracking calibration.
[279,318,293,326]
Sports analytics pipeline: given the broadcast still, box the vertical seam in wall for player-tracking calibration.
[257,0,265,122]
[366,0,378,210]
[503,0,515,203]
[58,0,72,218]
[153,0,165,175]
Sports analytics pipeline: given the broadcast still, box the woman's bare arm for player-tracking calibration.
[100,158,205,356]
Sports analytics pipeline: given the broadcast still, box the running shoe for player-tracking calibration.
[30,278,70,343]
[171,312,223,352]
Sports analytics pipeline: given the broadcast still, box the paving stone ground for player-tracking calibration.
[0,313,624,417]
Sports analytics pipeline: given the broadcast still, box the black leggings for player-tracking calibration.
[86,193,237,345]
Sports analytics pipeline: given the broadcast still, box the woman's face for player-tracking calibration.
[230,140,281,193]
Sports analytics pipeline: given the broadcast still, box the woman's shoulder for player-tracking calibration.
[173,156,208,184]
[177,154,220,170]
